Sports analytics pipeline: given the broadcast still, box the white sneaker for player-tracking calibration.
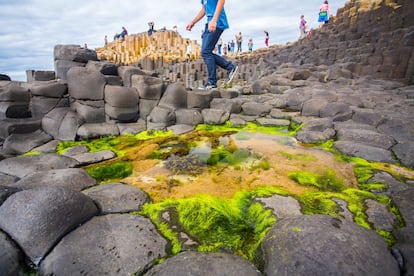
[226,65,238,84]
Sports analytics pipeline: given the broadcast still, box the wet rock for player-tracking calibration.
[82,182,150,214]
[0,186,98,265]
[145,251,261,276]
[261,215,399,276]
[39,214,168,275]
[256,194,302,219]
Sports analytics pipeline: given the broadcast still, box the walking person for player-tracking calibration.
[318,0,330,27]
[186,0,238,89]
[264,30,269,47]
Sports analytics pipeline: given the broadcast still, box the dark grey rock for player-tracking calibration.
[54,60,85,81]
[392,141,414,169]
[2,129,53,155]
[352,108,385,127]
[301,98,328,117]
[0,173,19,186]
[105,103,139,122]
[29,80,67,98]
[39,214,168,275]
[0,185,21,205]
[0,186,98,265]
[117,120,147,135]
[0,230,23,275]
[11,168,96,191]
[167,124,195,134]
[337,128,396,150]
[201,108,230,124]
[393,243,414,276]
[67,67,106,100]
[0,117,41,139]
[104,85,139,107]
[301,117,333,131]
[391,188,414,227]
[54,44,98,63]
[210,98,242,114]
[85,60,118,75]
[334,141,396,163]
[62,145,90,157]
[368,171,411,195]
[139,99,159,120]
[42,107,84,141]
[296,129,336,143]
[31,95,69,118]
[131,74,164,100]
[145,251,261,276]
[175,109,204,125]
[377,117,414,143]
[77,123,119,140]
[158,83,188,110]
[147,106,175,124]
[71,100,106,123]
[320,102,352,121]
[70,150,116,166]
[261,215,399,276]
[365,199,396,231]
[83,182,150,213]
[118,66,148,88]
[187,90,213,109]
[256,194,302,219]
[256,118,290,127]
[0,153,79,178]
[241,102,272,116]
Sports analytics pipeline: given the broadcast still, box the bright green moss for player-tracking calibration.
[57,136,124,156]
[86,161,132,182]
[134,129,175,141]
[196,121,301,136]
[139,190,276,262]
[288,170,345,192]
[21,151,41,156]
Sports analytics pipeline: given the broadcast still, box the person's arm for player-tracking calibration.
[208,0,225,32]
[186,6,206,31]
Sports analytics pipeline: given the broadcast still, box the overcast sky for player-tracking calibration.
[0,0,348,81]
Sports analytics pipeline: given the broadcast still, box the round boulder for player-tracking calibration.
[261,215,399,276]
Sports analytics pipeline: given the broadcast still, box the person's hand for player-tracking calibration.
[208,21,217,32]
[186,22,194,31]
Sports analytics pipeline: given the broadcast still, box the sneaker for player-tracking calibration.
[226,65,238,84]
[199,83,217,90]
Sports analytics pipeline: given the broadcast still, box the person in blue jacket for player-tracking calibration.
[186,0,238,89]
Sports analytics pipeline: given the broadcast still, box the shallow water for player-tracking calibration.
[122,131,357,202]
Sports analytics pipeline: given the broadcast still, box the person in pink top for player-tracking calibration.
[318,0,330,27]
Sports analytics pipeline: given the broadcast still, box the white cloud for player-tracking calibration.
[0,0,348,81]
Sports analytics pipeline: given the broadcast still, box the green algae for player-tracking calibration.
[139,190,276,262]
[86,161,132,182]
[277,151,316,161]
[196,121,302,136]
[288,170,346,192]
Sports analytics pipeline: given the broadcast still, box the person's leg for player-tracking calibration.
[201,24,224,85]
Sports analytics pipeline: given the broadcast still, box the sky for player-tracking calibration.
[0,0,348,81]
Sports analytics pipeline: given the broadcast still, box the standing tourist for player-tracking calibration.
[299,15,307,39]
[248,38,253,52]
[186,0,238,89]
[235,32,243,52]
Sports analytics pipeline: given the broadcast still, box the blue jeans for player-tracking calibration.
[201,24,233,85]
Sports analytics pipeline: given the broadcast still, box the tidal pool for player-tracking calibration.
[122,131,357,202]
